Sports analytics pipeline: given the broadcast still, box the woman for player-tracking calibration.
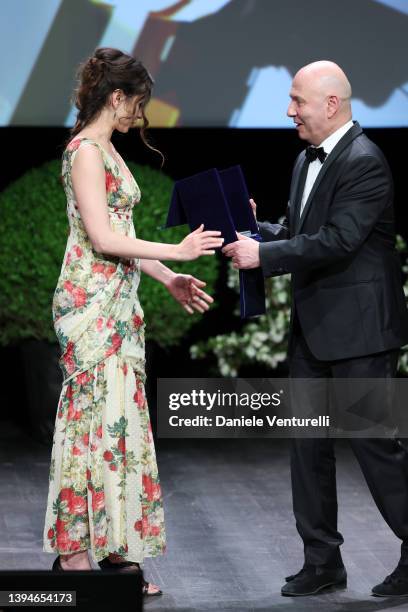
[42,47,223,595]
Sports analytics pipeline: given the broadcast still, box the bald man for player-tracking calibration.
[223,61,408,597]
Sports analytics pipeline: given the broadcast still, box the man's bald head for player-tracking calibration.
[288,61,353,145]
[296,61,352,101]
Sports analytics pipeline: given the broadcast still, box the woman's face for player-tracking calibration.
[115,94,144,132]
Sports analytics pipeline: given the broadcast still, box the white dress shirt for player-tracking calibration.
[299,119,354,216]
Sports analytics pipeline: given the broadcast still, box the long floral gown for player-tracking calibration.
[43,137,166,562]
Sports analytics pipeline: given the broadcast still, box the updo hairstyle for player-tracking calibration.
[70,47,161,160]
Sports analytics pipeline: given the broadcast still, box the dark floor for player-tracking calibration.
[1,420,408,611]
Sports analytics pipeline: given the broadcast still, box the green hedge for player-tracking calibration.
[0,160,219,348]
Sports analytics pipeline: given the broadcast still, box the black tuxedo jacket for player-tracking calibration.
[258,122,408,361]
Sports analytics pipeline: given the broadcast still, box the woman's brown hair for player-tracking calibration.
[69,47,163,163]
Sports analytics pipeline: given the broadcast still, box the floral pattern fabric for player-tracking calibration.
[43,138,166,562]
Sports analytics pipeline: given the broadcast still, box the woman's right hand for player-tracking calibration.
[176,224,224,261]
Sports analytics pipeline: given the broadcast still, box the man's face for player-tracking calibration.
[287,74,328,146]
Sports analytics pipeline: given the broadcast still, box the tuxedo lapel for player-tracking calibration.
[296,122,363,234]
[289,153,306,232]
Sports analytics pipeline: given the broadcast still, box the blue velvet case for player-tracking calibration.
[165,166,266,318]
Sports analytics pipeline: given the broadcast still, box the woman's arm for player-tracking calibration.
[140,259,176,284]
[71,145,223,261]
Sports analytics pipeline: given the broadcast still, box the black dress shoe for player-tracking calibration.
[372,565,408,597]
[285,566,308,582]
[281,566,347,596]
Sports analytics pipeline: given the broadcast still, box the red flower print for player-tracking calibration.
[105,333,123,358]
[105,171,118,193]
[104,265,116,280]
[96,425,103,439]
[68,495,87,515]
[72,445,82,456]
[73,245,83,258]
[92,262,105,274]
[67,401,75,421]
[70,540,81,552]
[63,280,74,292]
[56,531,71,552]
[95,535,108,548]
[142,474,161,502]
[134,387,144,408]
[122,363,128,376]
[109,463,118,471]
[72,286,87,307]
[112,333,122,350]
[76,372,89,386]
[63,342,75,376]
[90,443,98,452]
[136,516,150,536]
[74,410,82,421]
[87,468,93,490]
[142,474,153,491]
[96,317,104,332]
[82,433,89,446]
[117,437,126,454]
[47,528,55,540]
[133,315,143,328]
[106,317,114,329]
[67,139,81,151]
[103,450,114,462]
[92,490,105,512]
[59,489,73,503]
[150,525,161,537]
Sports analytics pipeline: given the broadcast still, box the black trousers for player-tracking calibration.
[289,329,408,568]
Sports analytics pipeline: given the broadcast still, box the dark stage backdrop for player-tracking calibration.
[1,126,407,230]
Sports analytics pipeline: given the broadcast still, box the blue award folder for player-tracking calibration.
[165,166,266,318]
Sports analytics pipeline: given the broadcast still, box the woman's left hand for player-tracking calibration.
[165,274,214,314]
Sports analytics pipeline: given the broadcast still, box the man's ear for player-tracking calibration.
[327,95,340,119]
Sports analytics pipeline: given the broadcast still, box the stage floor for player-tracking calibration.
[0,419,407,611]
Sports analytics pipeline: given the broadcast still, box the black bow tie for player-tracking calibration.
[305,146,327,163]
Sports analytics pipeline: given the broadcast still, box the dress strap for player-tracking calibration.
[66,137,105,168]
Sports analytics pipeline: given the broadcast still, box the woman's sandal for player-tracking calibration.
[52,556,63,571]
[98,557,163,596]
[52,555,93,571]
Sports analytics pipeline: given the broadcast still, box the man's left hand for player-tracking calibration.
[222,233,260,269]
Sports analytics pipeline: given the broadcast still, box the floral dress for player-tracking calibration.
[42,137,166,563]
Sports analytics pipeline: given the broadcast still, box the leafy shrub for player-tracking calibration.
[191,264,291,375]
[0,160,219,347]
